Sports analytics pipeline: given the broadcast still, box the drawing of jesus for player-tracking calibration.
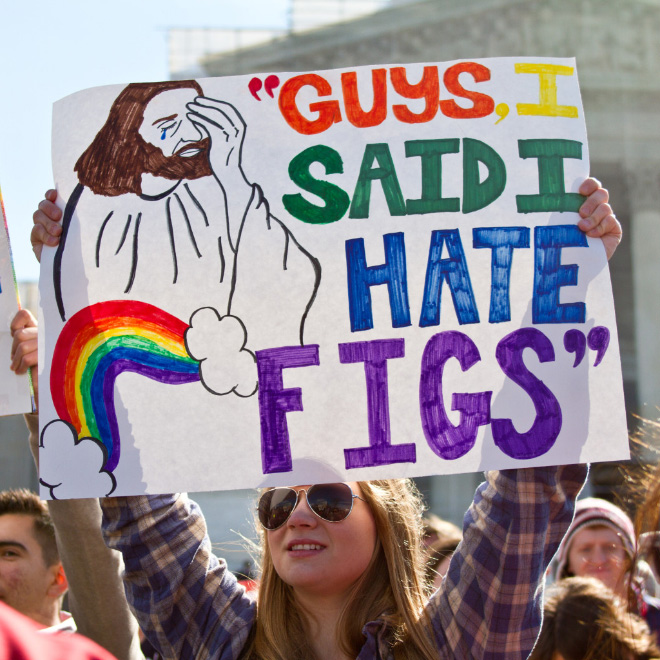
[53,80,320,352]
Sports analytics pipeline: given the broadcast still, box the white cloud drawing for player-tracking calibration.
[185,308,258,397]
[39,420,116,499]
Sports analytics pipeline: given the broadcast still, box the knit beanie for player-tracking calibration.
[554,497,636,581]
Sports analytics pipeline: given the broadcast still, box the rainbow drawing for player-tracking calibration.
[50,300,200,472]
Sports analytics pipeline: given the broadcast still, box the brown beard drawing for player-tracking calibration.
[141,137,212,185]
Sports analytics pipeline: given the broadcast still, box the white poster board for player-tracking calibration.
[0,190,32,416]
[39,57,628,499]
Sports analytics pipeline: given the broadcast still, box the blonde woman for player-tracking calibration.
[100,471,585,660]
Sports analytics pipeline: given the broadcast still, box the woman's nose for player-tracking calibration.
[286,491,317,528]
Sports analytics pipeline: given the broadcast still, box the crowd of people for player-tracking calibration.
[2,100,659,659]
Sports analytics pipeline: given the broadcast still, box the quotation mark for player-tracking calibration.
[249,75,280,101]
[563,326,610,368]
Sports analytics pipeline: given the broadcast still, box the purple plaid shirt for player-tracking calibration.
[101,465,586,659]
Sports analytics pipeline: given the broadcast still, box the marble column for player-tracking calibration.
[627,166,660,424]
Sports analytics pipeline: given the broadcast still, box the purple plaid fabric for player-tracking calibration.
[101,465,586,659]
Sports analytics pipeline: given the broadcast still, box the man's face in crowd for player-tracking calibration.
[137,88,212,182]
[566,525,628,595]
[0,514,61,627]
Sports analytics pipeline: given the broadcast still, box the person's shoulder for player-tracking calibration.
[0,602,115,660]
[642,593,660,635]
[645,593,660,613]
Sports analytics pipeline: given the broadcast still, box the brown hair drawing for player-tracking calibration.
[75,80,212,196]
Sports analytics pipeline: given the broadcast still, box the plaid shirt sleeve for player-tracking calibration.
[428,465,587,660]
[101,494,256,660]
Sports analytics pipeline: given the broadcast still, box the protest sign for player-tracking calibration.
[0,189,33,416]
[39,57,628,499]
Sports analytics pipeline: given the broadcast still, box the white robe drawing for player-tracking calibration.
[54,175,320,352]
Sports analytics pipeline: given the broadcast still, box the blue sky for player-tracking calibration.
[1,0,289,282]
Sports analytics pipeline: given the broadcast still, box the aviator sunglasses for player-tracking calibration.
[258,483,365,531]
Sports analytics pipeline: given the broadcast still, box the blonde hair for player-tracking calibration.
[635,461,660,539]
[242,479,439,660]
[625,422,660,606]
[627,420,660,538]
